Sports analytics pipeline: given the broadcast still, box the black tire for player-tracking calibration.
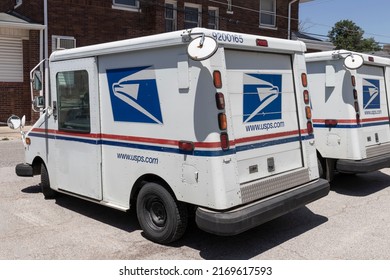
[41,163,57,199]
[136,182,188,244]
[318,158,325,179]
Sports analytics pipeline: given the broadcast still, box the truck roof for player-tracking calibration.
[305,49,390,67]
[49,28,307,62]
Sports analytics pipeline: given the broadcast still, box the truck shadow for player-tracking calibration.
[177,207,328,260]
[54,194,140,233]
[330,170,390,197]
[22,184,140,233]
[21,184,328,259]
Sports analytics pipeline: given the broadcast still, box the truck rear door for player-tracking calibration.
[357,65,390,151]
[225,50,303,184]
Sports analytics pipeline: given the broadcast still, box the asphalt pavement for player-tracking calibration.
[1,132,390,260]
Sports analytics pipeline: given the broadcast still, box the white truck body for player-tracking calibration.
[15,28,329,243]
[306,50,390,180]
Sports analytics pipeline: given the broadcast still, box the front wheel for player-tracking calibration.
[41,163,57,199]
[136,183,188,244]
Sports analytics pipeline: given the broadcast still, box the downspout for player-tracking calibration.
[288,0,298,40]
[44,0,49,105]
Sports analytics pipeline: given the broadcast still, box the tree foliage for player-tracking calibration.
[328,20,381,52]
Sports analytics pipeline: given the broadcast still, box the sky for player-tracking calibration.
[299,0,390,45]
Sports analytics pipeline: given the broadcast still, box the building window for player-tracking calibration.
[184,3,201,29]
[112,0,139,11]
[208,7,219,30]
[57,70,90,133]
[259,0,276,27]
[165,1,177,32]
[52,35,76,52]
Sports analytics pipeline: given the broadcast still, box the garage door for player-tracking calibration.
[0,37,23,82]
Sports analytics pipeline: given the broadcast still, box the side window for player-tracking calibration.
[208,7,219,30]
[165,1,177,32]
[184,4,201,29]
[112,0,139,10]
[259,0,276,27]
[56,70,90,133]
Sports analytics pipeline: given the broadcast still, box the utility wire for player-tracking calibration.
[147,0,390,45]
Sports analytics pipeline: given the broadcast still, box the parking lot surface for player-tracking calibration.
[1,138,390,260]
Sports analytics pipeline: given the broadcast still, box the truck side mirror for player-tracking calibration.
[7,115,24,130]
[33,96,45,109]
[187,34,218,61]
[344,54,364,70]
[32,70,42,91]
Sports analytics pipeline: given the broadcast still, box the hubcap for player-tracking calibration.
[147,198,167,228]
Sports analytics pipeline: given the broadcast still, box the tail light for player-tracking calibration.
[218,113,227,130]
[220,132,230,150]
[256,39,268,47]
[356,113,360,124]
[354,101,359,112]
[353,89,358,99]
[301,73,308,87]
[213,70,222,88]
[305,106,312,119]
[303,90,310,104]
[307,121,314,135]
[215,92,225,110]
[351,75,356,87]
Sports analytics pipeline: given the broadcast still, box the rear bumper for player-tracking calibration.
[336,152,390,173]
[15,163,34,177]
[195,178,329,236]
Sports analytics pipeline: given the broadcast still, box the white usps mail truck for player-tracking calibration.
[12,28,329,244]
[306,50,390,180]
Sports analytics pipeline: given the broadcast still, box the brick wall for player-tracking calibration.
[2,0,300,123]
[14,0,299,49]
[0,0,14,12]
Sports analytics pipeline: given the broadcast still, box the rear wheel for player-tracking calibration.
[136,182,188,244]
[317,158,325,179]
[41,163,57,199]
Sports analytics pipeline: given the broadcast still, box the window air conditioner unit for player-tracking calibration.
[56,38,76,50]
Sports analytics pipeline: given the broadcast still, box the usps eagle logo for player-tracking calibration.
[106,66,163,124]
[243,74,282,123]
[363,78,380,110]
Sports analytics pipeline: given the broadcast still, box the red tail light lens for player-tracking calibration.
[353,89,358,99]
[220,132,230,150]
[215,92,225,110]
[303,90,310,104]
[307,121,314,134]
[354,101,359,112]
[351,75,356,87]
[256,39,268,47]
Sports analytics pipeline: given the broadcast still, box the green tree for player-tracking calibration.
[328,20,381,52]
